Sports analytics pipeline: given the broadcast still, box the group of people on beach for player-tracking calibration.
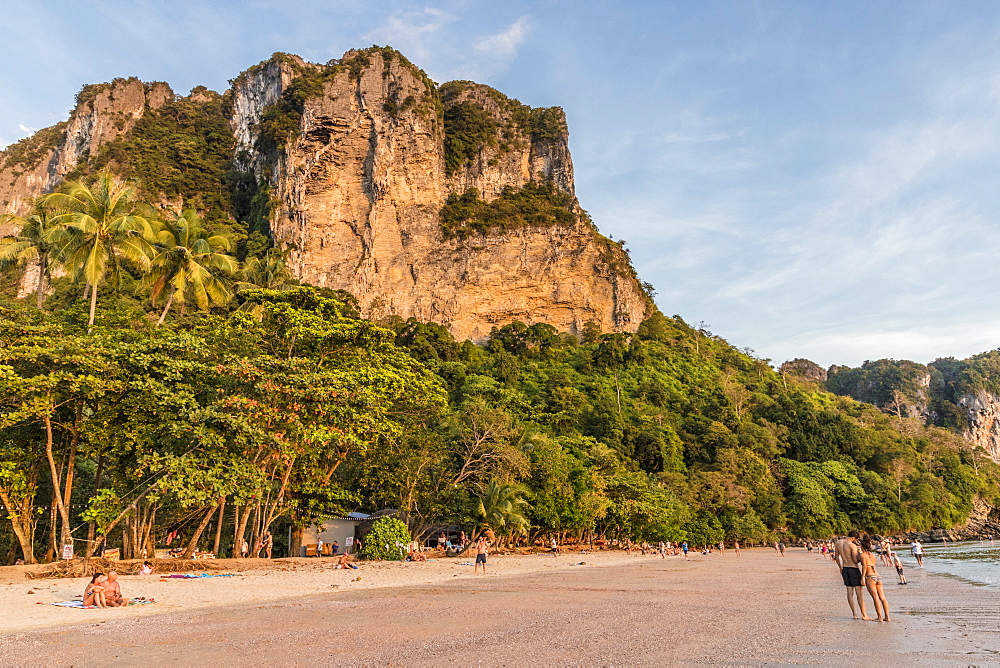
[833,531,910,622]
[83,570,124,608]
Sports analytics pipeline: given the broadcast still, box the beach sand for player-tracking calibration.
[1,548,996,665]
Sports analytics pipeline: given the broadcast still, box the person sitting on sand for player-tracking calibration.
[140,561,155,575]
[104,571,124,607]
[407,542,427,562]
[335,553,359,570]
[860,536,890,621]
[84,573,108,608]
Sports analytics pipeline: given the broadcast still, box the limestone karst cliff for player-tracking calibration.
[0,47,649,340]
[819,357,1000,462]
[0,78,173,235]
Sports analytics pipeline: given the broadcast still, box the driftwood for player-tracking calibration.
[25,557,233,579]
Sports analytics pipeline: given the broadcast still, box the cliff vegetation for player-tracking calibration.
[440,181,576,238]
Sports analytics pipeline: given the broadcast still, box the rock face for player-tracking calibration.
[779,358,827,384]
[957,391,1000,461]
[0,48,649,341]
[229,49,648,340]
[0,78,172,234]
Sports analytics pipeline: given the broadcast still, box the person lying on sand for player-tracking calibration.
[407,542,427,562]
[104,571,124,607]
[84,573,108,608]
[335,553,359,570]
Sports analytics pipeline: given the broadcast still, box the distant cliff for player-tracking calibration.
[0,47,650,341]
[800,356,1000,463]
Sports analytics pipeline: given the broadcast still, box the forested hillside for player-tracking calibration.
[2,219,996,562]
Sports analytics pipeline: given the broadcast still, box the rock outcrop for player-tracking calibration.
[956,391,1000,461]
[0,48,649,341]
[0,78,172,233]
[232,50,646,339]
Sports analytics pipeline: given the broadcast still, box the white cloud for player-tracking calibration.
[362,8,455,71]
[363,11,531,83]
[473,15,530,62]
[17,123,37,134]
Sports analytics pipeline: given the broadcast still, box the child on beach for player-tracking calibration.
[891,551,907,584]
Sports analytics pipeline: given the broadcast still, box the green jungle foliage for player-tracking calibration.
[440,181,576,239]
[65,91,236,229]
[1,281,997,565]
[442,100,499,175]
[361,517,411,561]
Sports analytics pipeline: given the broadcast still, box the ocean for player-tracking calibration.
[896,540,1000,589]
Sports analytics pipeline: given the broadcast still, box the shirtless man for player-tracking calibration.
[834,531,871,620]
[103,570,124,607]
[475,536,489,574]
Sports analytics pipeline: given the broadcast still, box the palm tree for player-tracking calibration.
[235,250,297,291]
[475,480,531,547]
[0,202,63,309]
[146,209,237,325]
[42,172,155,332]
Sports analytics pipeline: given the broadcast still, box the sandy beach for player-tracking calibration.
[1,548,997,665]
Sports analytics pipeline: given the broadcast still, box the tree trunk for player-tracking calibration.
[212,497,226,556]
[234,505,253,558]
[182,500,223,559]
[43,414,73,555]
[156,288,175,326]
[46,499,57,562]
[87,282,98,333]
[35,255,46,310]
[84,455,104,557]
[60,402,82,548]
[0,488,37,564]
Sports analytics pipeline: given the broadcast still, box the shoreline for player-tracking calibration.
[2,547,997,664]
[0,549,642,635]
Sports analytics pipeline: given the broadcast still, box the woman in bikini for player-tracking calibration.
[859,537,890,621]
[83,573,108,608]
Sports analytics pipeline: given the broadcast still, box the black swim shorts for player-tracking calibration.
[841,566,862,587]
[476,553,487,564]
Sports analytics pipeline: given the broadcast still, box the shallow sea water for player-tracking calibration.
[896,540,1000,589]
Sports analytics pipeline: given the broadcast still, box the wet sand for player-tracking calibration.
[1,549,997,665]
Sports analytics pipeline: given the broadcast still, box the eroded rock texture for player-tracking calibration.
[1,48,649,340]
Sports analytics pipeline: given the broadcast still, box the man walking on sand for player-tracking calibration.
[834,531,871,620]
[475,536,489,574]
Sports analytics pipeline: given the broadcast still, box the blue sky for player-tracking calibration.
[3,0,1000,368]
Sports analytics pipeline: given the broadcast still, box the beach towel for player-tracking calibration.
[457,562,475,566]
[163,573,236,579]
[50,598,154,608]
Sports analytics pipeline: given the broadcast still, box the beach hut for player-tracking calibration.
[300,512,370,556]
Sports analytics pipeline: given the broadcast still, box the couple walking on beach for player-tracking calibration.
[834,531,890,622]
